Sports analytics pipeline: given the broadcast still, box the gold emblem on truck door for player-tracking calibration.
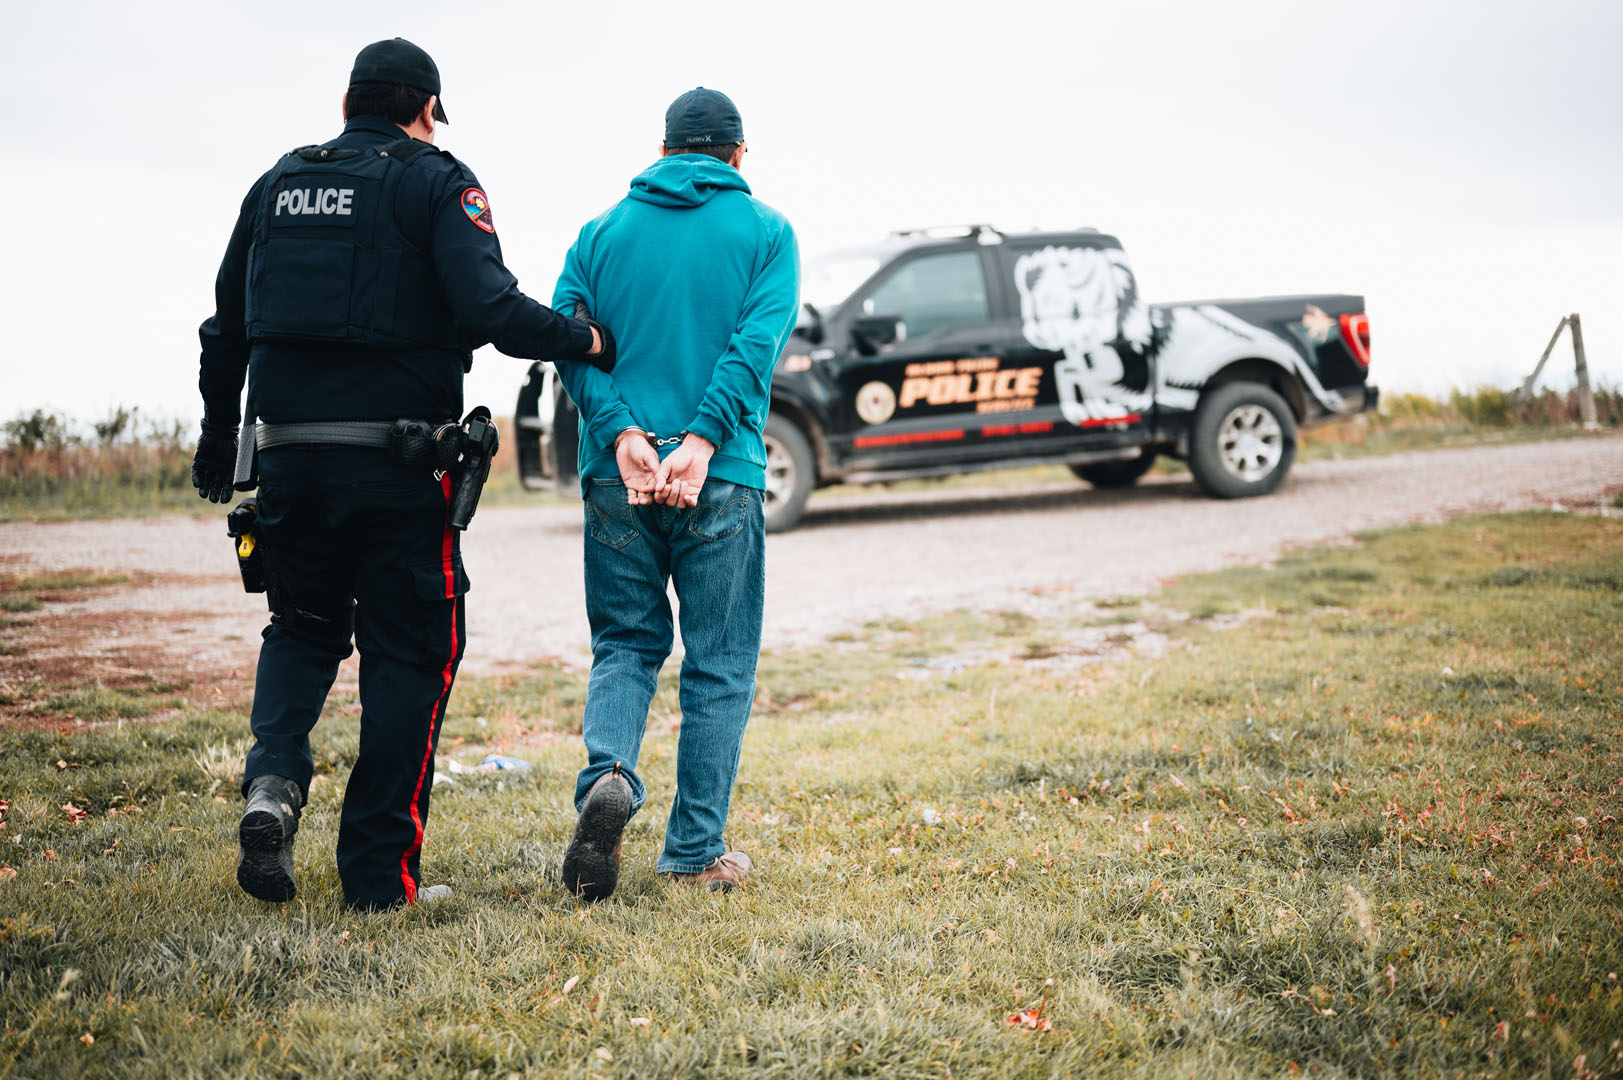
[855,381,898,425]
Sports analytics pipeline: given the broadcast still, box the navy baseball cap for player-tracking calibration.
[664,87,744,147]
[350,38,449,123]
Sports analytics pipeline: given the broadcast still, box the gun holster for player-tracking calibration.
[448,406,499,531]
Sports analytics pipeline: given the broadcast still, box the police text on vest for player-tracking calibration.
[275,188,355,217]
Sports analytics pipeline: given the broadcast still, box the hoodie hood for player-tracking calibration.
[627,154,752,208]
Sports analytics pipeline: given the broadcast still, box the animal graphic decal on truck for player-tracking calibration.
[1013,245,1154,424]
[1014,244,1357,423]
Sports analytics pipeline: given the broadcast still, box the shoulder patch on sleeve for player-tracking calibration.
[460,188,495,233]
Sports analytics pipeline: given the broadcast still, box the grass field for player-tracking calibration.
[2,511,1621,1077]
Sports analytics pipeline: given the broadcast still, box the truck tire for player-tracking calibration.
[762,413,815,533]
[1070,450,1155,489]
[1188,382,1297,498]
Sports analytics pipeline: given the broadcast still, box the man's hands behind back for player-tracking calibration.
[653,433,714,508]
[612,430,712,508]
[615,430,659,506]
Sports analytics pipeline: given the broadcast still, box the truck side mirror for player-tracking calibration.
[797,301,825,344]
[852,314,904,355]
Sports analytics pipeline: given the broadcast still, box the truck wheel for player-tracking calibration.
[1188,382,1297,498]
[762,413,815,533]
[1070,451,1155,489]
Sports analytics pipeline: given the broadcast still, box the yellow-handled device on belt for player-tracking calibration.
[226,497,266,593]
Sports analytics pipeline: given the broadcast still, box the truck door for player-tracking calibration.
[998,239,1156,440]
[828,247,1037,456]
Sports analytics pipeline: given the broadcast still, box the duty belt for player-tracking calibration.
[255,420,396,450]
[234,418,463,489]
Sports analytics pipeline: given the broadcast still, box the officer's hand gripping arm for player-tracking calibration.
[581,317,616,373]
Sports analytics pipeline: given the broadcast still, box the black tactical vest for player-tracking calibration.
[245,139,460,351]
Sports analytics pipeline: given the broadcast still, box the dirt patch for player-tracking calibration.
[0,599,256,729]
[1565,481,1623,516]
[128,569,240,589]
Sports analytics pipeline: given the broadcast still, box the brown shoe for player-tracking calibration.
[561,766,632,902]
[666,851,751,892]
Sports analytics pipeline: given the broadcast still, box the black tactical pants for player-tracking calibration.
[242,447,468,911]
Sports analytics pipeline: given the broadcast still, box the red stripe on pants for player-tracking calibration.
[400,472,458,902]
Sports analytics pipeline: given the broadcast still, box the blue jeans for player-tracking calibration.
[575,477,765,873]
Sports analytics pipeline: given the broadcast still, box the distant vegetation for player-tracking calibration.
[1,388,1617,521]
[0,411,541,522]
[1300,385,1623,458]
[0,407,196,520]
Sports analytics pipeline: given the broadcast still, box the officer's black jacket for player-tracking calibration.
[198,115,593,425]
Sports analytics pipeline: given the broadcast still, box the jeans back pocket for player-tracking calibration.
[586,481,640,549]
[687,481,751,543]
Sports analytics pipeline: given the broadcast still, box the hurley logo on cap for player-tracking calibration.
[664,87,744,148]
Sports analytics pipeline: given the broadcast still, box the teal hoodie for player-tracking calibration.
[551,155,800,493]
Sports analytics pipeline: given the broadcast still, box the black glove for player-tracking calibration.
[583,318,617,373]
[192,419,239,504]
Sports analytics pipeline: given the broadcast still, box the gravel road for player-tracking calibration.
[4,436,1621,681]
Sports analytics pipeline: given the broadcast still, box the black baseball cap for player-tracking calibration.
[664,87,744,147]
[350,38,449,123]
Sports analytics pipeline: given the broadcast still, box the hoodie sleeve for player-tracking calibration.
[684,218,801,449]
[551,231,639,451]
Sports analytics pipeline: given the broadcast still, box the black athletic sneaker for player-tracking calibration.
[561,765,632,902]
[237,775,302,902]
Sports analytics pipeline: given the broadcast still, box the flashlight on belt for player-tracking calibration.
[226,497,266,593]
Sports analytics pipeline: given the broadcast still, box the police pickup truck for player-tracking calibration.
[515,225,1376,532]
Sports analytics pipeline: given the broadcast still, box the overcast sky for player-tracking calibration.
[3,0,1619,427]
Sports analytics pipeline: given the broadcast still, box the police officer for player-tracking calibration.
[192,38,614,911]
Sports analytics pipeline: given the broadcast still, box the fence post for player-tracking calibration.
[1568,313,1599,430]
[1521,315,1570,403]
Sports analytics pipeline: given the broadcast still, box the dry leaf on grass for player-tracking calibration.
[1005,1008,1052,1032]
[561,975,580,995]
[62,802,88,825]
[1006,979,1054,1032]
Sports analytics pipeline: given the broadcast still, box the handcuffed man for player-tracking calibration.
[551,87,800,900]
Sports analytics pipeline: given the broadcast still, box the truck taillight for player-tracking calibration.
[1339,312,1371,368]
